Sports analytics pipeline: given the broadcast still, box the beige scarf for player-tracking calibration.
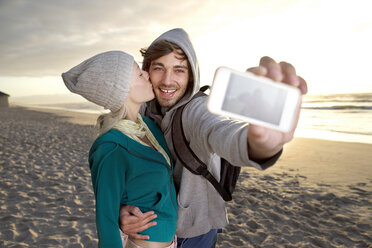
[114,114,171,167]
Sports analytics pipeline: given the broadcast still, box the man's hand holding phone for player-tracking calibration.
[208,66,301,133]
[207,56,307,162]
[246,56,308,161]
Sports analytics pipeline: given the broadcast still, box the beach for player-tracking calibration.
[1,106,371,247]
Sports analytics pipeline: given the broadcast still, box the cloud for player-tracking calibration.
[0,0,212,77]
[0,0,304,77]
[1,0,371,96]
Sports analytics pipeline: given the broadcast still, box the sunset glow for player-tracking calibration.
[0,0,371,97]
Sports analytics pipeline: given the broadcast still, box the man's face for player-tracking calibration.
[149,51,190,107]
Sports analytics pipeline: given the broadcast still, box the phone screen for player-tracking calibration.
[222,73,288,125]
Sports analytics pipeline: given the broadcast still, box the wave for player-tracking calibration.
[304,93,372,104]
[304,99,372,103]
[302,105,372,110]
[309,127,372,136]
[330,129,372,136]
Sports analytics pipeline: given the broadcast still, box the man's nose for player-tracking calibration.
[161,70,173,85]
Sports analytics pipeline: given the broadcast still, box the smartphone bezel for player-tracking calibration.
[207,67,301,132]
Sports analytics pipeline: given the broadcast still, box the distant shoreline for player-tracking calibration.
[13,103,372,145]
[11,104,101,126]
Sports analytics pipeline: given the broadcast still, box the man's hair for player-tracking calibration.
[140,40,194,84]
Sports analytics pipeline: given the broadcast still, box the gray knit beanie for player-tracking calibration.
[62,50,134,112]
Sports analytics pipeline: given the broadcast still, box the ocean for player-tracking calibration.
[26,92,372,145]
[297,92,372,144]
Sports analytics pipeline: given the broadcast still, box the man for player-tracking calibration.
[119,28,307,247]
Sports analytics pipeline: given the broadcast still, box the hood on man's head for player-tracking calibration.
[149,28,200,100]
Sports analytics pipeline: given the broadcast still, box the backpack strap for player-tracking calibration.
[171,86,232,201]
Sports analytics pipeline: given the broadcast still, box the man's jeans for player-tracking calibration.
[177,229,219,248]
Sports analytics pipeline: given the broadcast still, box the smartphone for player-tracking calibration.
[207,67,301,132]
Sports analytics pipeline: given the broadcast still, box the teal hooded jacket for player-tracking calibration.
[89,116,177,247]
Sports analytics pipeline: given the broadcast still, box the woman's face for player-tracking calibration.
[127,62,155,105]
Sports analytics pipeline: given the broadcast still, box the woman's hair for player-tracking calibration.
[96,104,127,136]
[140,40,193,84]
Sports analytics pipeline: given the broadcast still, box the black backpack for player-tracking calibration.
[171,86,240,201]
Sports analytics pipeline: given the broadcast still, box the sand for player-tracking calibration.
[219,139,372,247]
[1,106,371,248]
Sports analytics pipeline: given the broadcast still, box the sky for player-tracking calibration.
[0,0,371,100]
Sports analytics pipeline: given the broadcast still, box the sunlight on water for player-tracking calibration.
[22,93,372,144]
[295,126,372,144]
[295,93,372,144]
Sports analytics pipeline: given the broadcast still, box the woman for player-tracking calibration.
[62,51,177,248]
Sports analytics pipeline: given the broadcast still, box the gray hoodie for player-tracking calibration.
[143,28,280,238]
